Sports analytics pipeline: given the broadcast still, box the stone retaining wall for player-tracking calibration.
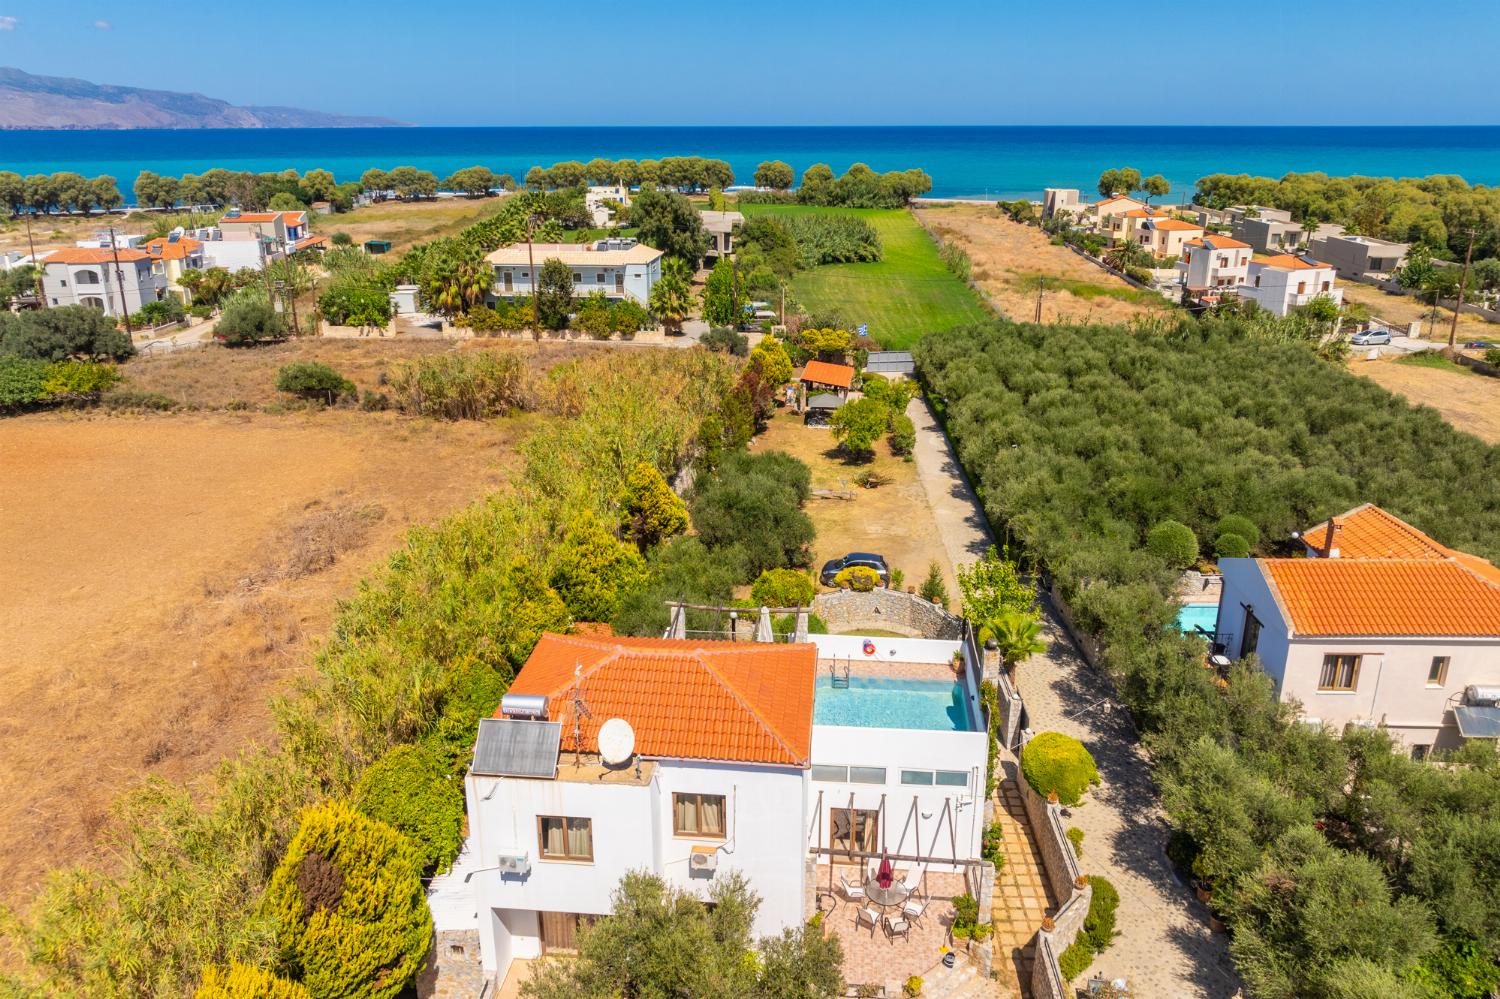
[813,588,965,640]
[416,929,484,999]
[1015,741,1092,999]
[1047,585,1104,669]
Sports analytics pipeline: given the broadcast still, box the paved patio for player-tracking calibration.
[811,865,967,996]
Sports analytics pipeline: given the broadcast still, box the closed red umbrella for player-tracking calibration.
[877,854,893,890]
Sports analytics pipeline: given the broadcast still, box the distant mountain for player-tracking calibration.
[0,67,409,130]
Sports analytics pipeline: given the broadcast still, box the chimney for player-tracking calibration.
[1323,517,1342,558]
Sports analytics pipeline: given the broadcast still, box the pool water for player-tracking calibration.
[813,676,971,731]
[1177,603,1219,634]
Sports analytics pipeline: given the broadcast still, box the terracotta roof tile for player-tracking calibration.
[42,247,151,264]
[1186,235,1250,250]
[1146,219,1204,232]
[1303,504,1449,560]
[1252,254,1331,271]
[505,633,816,766]
[800,360,855,390]
[144,237,204,260]
[1262,558,1500,637]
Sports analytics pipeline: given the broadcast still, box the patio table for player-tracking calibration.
[862,878,911,910]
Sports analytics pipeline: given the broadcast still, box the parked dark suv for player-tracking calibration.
[820,552,890,588]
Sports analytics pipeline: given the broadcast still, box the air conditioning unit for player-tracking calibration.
[689,847,718,873]
[495,852,531,876]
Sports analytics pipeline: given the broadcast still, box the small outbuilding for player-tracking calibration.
[865,350,915,379]
[364,239,393,255]
[804,392,842,426]
[797,359,856,414]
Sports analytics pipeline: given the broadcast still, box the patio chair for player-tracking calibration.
[884,916,912,943]
[855,905,882,937]
[839,875,867,903]
[902,892,930,925]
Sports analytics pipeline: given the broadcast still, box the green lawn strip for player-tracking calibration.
[1010,271,1160,305]
[1395,349,1478,373]
[741,204,990,349]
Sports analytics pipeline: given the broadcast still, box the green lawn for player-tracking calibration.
[740,204,990,349]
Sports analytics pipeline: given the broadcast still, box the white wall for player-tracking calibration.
[42,260,160,316]
[807,723,988,871]
[201,240,270,272]
[1240,264,1341,316]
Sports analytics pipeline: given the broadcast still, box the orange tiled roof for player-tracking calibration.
[1147,219,1204,232]
[1303,504,1448,559]
[1186,235,1250,250]
[42,247,151,264]
[504,633,817,766]
[144,236,204,260]
[1096,195,1143,207]
[1122,208,1168,218]
[219,212,281,224]
[801,359,855,390]
[1262,558,1500,637]
[282,211,307,226]
[1252,254,1330,271]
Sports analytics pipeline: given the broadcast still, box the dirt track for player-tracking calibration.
[0,412,513,902]
[1351,355,1500,444]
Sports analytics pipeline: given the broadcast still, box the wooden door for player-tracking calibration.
[540,911,577,953]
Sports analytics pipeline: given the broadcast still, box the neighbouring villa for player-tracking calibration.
[1178,234,1251,299]
[1215,504,1500,757]
[1238,254,1342,315]
[143,233,206,303]
[483,237,662,305]
[445,629,990,994]
[38,246,161,316]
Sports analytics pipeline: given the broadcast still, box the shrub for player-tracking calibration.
[275,362,355,404]
[620,462,689,551]
[0,304,135,361]
[331,232,353,247]
[354,743,464,876]
[1486,348,1500,367]
[981,822,1003,865]
[903,975,923,998]
[834,565,881,592]
[829,397,890,455]
[951,893,979,932]
[1146,520,1199,569]
[1213,533,1251,559]
[195,962,312,999]
[189,303,214,319]
[548,516,650,623]
[39,359,122,400]
[700,326,749,356]
[390,351,530,419]
[919,561,949,609]
[217,297,285,346]
[102,387,178,411]
[1058,937,1095,980]
[1082,875,1119,952]
[359,390,390,412]
[1020,732,1100,806]
[1067,826,1085,857]
[319,285,391,327]
[751,568,815,608]
[266,801,430,999]
[1213,514,1261,548]
[853,469,891,489]
[689,451,813,576]
[888,412,916,457]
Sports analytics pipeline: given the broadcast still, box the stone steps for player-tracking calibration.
[917,955,1013,999]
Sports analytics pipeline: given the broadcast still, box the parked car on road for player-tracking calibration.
[820,552,890,587]
[1351,329,1391,346]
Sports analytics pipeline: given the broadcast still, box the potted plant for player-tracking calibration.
[903,976,924,997]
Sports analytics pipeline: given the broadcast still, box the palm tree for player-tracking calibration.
[425,250,492,318]
[1105,241,1143,273]
[649,257,693,335]
[1300,216,1320,250]
[983,609,1049,675]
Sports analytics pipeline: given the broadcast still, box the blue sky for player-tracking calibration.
[2,0,1497,126]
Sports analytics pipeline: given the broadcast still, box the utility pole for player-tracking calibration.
[526,212,539,344]
[255,223,276,306]
[108,226,134,334]
[23,210,44,306]
[1448,227,1478,353]
[1034,276,1045,323]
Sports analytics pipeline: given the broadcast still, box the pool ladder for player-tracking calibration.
[830,659,851,689]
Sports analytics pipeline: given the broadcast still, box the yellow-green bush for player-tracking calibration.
[266,801,430,999]
[1020,731,1099,806]
[354,743,463,876]
[195,963,312,999]
[834,565,881,592]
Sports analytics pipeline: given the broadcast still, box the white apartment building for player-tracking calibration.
[700,209,744,261]
[1179,234,1251,294]
[484,238,663,305]
[39,247,164,316]
[457,630,989,990]
[1239,254,1342,315]
[585,184,629,227]
[1215,504,1500,758]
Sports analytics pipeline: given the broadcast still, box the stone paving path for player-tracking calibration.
[990,773,1057,997]
[909,397,995,583]
[1013,597,1244,998]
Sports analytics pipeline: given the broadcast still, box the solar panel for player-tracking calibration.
[1455,706,1500,739]
[471,718,562,778]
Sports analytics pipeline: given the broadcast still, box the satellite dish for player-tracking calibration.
[598,718,636,767]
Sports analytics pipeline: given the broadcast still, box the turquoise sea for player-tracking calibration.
[5,126,1500,202]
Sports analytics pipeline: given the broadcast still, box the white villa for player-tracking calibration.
[1216,504,1500,758]
[484,238,663,305]
[1179,234,1251,295]
[453,629,989,991]
[585,184,629,227]
[39,246,163,316]
[1239,253,1341,316]
[699,209,744,261]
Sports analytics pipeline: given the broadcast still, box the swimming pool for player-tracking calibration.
[1177,603,1219,634]
[813,676,971,732]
